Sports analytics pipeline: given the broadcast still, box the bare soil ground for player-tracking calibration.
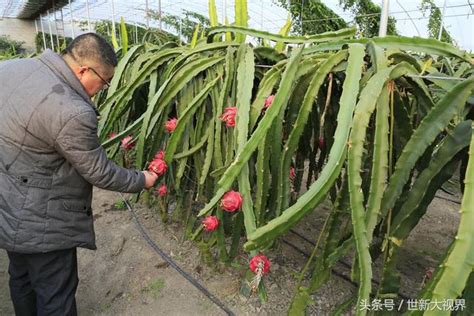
[0,187,461,315]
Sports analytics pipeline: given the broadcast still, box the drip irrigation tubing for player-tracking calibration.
[435,194,461,205]
[440,185,457,196]
[285,229,411,301]
[118,193,235,316]
[279,238,359,287]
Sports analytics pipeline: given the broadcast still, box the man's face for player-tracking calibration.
[79,64,114,97]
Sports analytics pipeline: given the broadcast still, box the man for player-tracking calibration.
[0,33,158,315]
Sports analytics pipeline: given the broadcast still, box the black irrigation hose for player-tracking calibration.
[283,189,463,299]
[284,230,411,301]
[440,185,457,196]
[280,239,358,286]
[435,194,461,205]
[119,193,235,316]
[287,229,355,274]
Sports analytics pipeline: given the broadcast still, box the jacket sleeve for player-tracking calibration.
[54,110,145,193]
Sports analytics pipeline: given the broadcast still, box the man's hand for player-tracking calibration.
[142,171,159,189]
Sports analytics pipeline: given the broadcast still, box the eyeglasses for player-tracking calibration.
[67,52,111,88]
[88,66,111,88]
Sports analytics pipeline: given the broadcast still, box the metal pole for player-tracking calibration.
[135,22,138,43]
[47,10,55,51]
[222,0,226,24]
[60,8,66,41]
[378,0,390,37]
[53,1,60,49]
[68,0,75,38]
[111,0,116,39]
[145,0,149,29]
[34,18,39,52]
[85,0,91,31]
[40,14,47,50]
[158,0,162,30]
[438,0,447,40]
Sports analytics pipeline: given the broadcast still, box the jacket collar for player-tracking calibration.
[38,49,95,108]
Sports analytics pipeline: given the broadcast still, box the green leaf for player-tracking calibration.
[244,44,365,251]
[208,26,356,44]
[165,77,220,162]
[288,286,313,315]
[368,115,391,236]
[209,0,218,27]
[106,45,143,99]
[214,47,236,169]
[391,120,473,240]
[330,295,356,316]
[136,56,224,169]
[304,36,471,62]
[249,65,283,130]
[278,50,348,215]
[424,122,474,312]
[275,15,292,52]
[379,78,474,222]
[236,45,257,235]
[365,44,389,242]
[174,130,209,159]
[197,46,304,218]
[120,17,128,55]
[235,45,254,150]
[347,61,420,315]
[190,24,200,49]
[199,119,215,185]
[111,22,119,50]
[98,48,183,137]
[234,0,248,43]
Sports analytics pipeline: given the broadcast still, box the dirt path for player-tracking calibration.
[0,189,225,316]
[0,187,461,315]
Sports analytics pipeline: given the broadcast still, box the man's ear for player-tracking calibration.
[79,66,88,75]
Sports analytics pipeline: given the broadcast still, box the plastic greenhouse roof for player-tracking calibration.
[1,0,473,51]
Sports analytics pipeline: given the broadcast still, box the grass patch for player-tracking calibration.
[99,302,112,312]
[143,277,165,298]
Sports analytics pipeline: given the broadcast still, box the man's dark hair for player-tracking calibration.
[64,33,117,67]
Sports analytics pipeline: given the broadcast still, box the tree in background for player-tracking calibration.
[275,0,397,37]
[275,0,348,34]
[80,20,177,47]
[150,9,211,43]
[340,0,397,36]
[420,0,453,44]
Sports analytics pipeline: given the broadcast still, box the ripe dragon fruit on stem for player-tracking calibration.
[148,158,168,176]
[219,107,237,127]
[120,135,135,151]
[249,254,271,275]
[289,167,296,181]
[165,118,177,133]
[220,190,243,212]
[263,94,274,110]
[202,215,219,232]
[156,184,167,197]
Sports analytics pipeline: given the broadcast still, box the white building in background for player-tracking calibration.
[0,17,85,52]
[0,18,36,51]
